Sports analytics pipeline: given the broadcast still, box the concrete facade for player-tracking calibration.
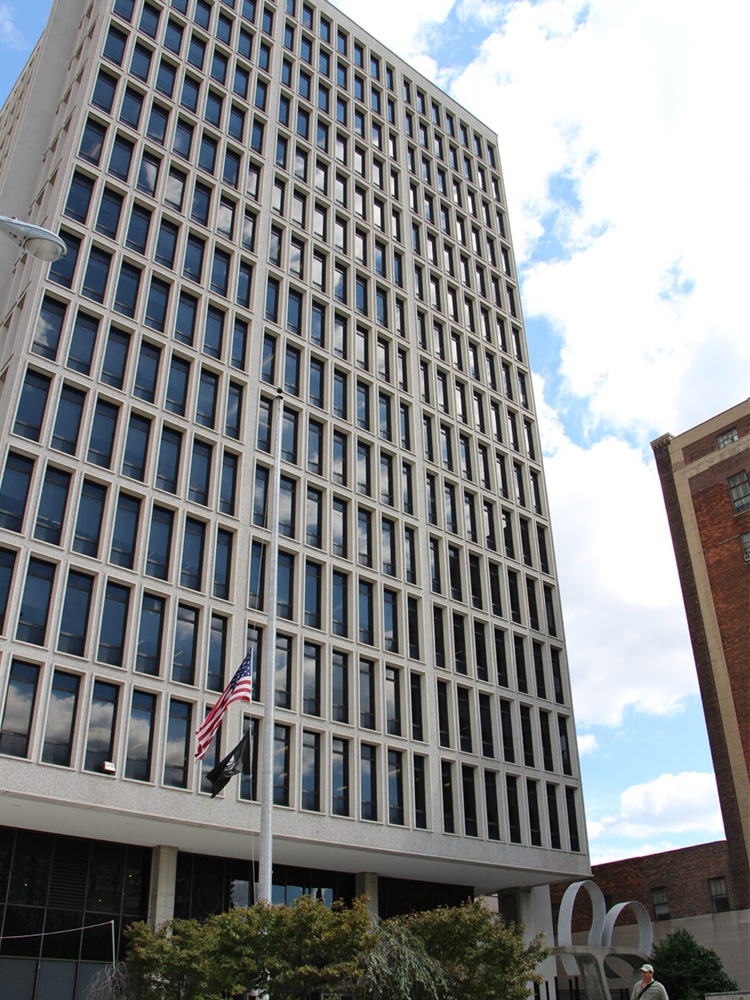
[0,0,589,995]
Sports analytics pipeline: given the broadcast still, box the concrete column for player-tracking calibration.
[148,845,178,928]
[519,885,558,1000]
[356,872,379,919]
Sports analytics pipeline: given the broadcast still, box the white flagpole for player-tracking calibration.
[258,387,283,903]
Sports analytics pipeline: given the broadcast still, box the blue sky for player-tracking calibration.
[2,0,748,865]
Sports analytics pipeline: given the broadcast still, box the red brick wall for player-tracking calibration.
[651,427,750,910]
[550,842,733,932]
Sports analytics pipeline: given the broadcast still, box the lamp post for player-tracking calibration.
[0,215,67,262]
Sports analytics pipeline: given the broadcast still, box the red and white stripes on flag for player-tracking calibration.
[195,650,253,761]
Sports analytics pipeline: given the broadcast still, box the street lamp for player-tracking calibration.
[0,215,67,262]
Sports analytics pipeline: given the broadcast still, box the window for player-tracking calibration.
[84,681,119,773]
[301,731,321,811]
[332,738,350,816]
[16,558,55,645]
[136,593,165,677]
[14,371,50,441]
[651,887,671,920]
[728,471,750,513]
[41,670,80,767]
[87,399,119,468]
[273,724,290,805]
[125,690,156,781]
[98,582,130,665]
[169,603,198,686]
[717,428,739,448]
[708,876,730,912]
[164,699,191,786]
[35,467,71,545]
[1,659,41,757]
[73,480,106,557]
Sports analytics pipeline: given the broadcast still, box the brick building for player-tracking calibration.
[550,841,749,991]
[651,401,750,909]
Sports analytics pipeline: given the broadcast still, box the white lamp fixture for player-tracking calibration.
[0,215,67,262]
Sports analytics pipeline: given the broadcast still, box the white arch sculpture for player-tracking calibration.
[554,880,653,1000]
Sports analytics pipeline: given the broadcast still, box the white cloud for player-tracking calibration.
[446,0,750,438]
[589,771,723,842]
[0,4,25,49]
[577,734,599,756]
[536,389,696,725]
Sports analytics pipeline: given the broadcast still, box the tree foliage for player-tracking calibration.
[359,918,446,1000]
[651,927,738,1000]
[125,895,548,1000]
[399,897,549,1000]
[126,894,374,1000]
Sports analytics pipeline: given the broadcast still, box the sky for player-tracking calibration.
[1,0,748,866]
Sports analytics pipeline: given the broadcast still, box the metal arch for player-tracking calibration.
[601,900,653,956]
[557,880,608,948]
[556,880,608,977]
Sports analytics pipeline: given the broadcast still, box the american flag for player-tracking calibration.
[195,650,253,760]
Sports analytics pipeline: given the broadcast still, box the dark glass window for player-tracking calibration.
[165,356,190,415]
[126,690,156,780]
[332,738,350,816]
[109,134,134,180]
[101,418,138,511]
[0,453,34,532]
[189,439,212,505]
[16,558,55,645]
[0,660,40,757]
[156,427,182,492]
[156,58,177,94]
[65,171,95,223]
[101,326,131,387]
[87,399,119,467]
[147,505,173,578]
[67,311,100,374]
[73,480,107,556]
[180,517,205,590]
[80,119,106,165]
[196,369,218,427]
[84,681,119,772]
[93,70,118,112]
[145,277,170,331]
[42,670,80,766]
[114,262,141,316]
[120,87,144,129]
[133,342,161,402]
[0,547,16,633]
[172,604,198,685]
[98,582,130,665]
[82,246,112,303]
[183,233,205,281]
[175,291,198,344]
[49,231,81,287]
[220,451,238,515]
[136,593,165,675]
[132,41,154,80]
[388,749,404,825]
[126,203,152,253]
[214,531,232,600]
[147,102,170,143]
[165,19,184,52]
[104,25,127,63]
[164,698,191,788]
[14,370,50,441]
[32,296,67,360]
[136,152,160,195]
[34,466,71,545]
[110,493,141,568]
[139,2,160,36]
[57,570,94,656]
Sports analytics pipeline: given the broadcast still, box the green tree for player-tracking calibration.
[126,895,374,1000]
[651,927,738,1000]
[359,918,446,1000]
[399,897,549,1000]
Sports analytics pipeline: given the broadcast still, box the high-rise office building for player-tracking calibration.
[0,0,589,993]
[652,400,750,911]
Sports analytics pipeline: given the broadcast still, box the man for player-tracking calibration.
[632,963,669,1000]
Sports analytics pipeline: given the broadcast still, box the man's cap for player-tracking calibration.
[641,965,654,973]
